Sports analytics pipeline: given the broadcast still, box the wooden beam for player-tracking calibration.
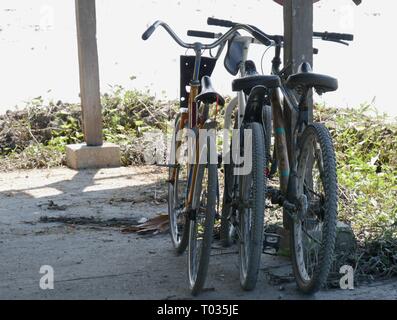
[283,0,313,81]
[75,0,103,146]
[283,0,314,158]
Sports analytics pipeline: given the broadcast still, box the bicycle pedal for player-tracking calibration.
[263,232,281,254]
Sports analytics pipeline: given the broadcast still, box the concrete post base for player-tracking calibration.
[66,143,121,169]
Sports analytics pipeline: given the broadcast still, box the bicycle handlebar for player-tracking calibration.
[207,17,354,45]
[142,20,273,50]
[208,17,278,42]
[142,25,156,41]
[142,21,191,48]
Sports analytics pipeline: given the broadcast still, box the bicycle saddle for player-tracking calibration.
[286,62,338,94]
[195,76,225,106]
[232,75,281,95]
[232,61,281,95]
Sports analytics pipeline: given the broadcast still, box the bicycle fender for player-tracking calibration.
[243,85,268,123]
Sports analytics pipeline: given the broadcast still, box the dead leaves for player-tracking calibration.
[122,214,169,235]
[37,200,67,211]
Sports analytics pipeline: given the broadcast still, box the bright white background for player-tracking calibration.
[0,0,396,117]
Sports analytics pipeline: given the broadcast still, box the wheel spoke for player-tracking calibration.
[301,225,322,245]
[304,182,322,198]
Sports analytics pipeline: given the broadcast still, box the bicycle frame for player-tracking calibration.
[223,36,312,202]
[172,48,219,213]
[270,43,313,198]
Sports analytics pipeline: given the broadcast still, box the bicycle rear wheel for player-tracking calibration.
[238,122,266,291]
[290,123,338,293]
[168,115,190,254]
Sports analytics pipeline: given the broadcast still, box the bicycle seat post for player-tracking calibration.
[187,43,204,130]
[191,42,203,84]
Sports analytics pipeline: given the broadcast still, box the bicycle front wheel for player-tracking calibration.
[238,122,266,291]
[290,123,338,293]
[188,164,217,295]
[188,160,217,296]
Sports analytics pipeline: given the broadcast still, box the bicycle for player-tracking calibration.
[207,17,354,293]
[215,27,279,291]
[187,22,284,292]
[142,20,273,295]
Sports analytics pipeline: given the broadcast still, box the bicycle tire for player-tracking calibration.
[238,122,266,291]
[290,123,338,294]
[188,143,217,296]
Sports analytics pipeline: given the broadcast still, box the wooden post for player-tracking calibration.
[67,0,120,169]
[283,0,314,159]
[75,0,103,146]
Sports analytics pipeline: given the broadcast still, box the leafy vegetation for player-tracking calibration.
[315,103,397,240]
[0,86,177,170]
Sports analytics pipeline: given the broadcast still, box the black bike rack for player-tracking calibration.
[179,55,217,109]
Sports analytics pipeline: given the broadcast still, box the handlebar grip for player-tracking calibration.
[332,33,354,41]
[142,25,156,40]
[314,31,354,41]
[207,17,235,28]
[187,30,217,39]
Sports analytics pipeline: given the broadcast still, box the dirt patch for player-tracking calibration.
[38,214,170,235]
[39,216,141,228]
